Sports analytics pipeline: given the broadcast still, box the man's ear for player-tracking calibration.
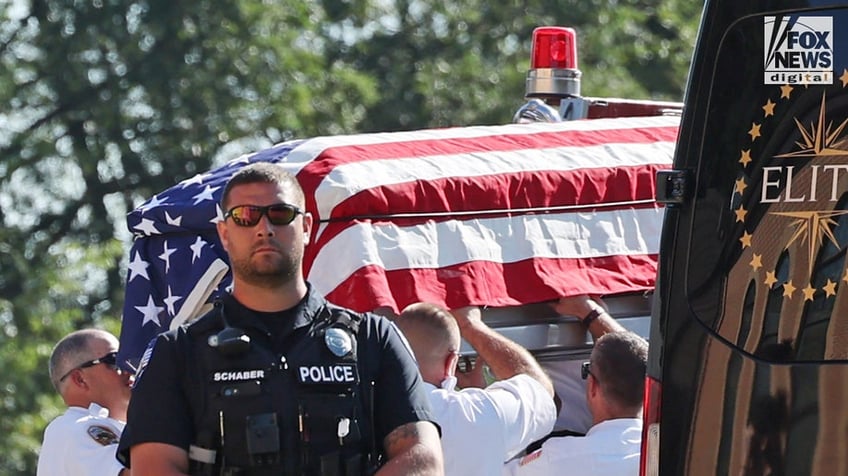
[216,220,229,253]
[71,370,88,390]
[588,374,601,397]
[444,352,460,378]
[302,211,314,240]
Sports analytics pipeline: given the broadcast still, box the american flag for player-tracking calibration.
[118,115,679,365]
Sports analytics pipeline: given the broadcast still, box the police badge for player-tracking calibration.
[324,327,353,357]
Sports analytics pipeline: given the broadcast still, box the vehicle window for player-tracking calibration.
[686,10,848,362]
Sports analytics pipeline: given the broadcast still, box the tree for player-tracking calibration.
[1,1,371,471]
[0,0,702,472]
[337,0,703,131]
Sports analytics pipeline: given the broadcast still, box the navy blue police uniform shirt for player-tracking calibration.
[116,285,436,466]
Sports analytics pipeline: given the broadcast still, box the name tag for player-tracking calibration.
[298,364,359,385]
[212,369,266,382]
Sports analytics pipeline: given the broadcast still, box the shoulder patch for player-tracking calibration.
[133,337,157,387]
[87,425,119,446]
[519,449,543,466]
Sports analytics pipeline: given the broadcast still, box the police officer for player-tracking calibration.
[38,329,133,476]
[117,163,443,475]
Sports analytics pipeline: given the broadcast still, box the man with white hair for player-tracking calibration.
[395,303,557,476]
[37,329,133,476]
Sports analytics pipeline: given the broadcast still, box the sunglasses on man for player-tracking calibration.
[224,204,304,227]
[581,361,600,384]
[58,351,120,383]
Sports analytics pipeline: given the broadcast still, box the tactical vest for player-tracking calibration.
[185,303,377,475]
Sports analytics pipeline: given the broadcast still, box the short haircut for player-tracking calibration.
[49,329,112,392]
[396,302,461,366]
[591,331,648,410]
[220,163,305,210]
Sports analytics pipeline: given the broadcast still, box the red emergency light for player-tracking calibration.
[524,26,582,101]
[516,25,682,123]
[530,26,578,69]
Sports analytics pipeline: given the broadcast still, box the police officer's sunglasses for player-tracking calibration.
[58,351,119,383]
[224,204,303,227]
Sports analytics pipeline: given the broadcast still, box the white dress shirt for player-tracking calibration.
[504,418,643,476]
[428,373,557,476]
[37,403,126,476]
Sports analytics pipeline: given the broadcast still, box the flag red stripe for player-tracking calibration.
[299,123,678,174]
[323,163,664,221]
[294,120,678,222]
[306,205,664,303]
[323,254,659,314]
[304,162,665,272]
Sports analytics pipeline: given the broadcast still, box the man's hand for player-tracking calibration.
[550,294,606,319]
[448,305,554,397]
[550,294,625,338]
[449,306,483,331]
[455,356,487,389]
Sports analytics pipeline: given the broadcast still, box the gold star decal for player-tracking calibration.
[775,92,848,157]
[735,206,748,223]
[841,68,848,87]
[762,99,776,117]
[823,279,837,297]
[750,254,762,271]
[781,84,793,99]
[748,123,762,141]
[735,177,748,195]
[802,284,816,301]
[783,280,796,298]
[739,149,752,167]
[739,231,752,248]
[772,210,848,274]
[764,271,778,288]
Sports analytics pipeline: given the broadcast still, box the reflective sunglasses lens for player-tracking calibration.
[229,206,262,227]
[101,352,118,366]
[266,205,297,225]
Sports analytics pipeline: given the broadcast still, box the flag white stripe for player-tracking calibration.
[307,207,664,297]
[312,140,675,220]
[274,116,679,176]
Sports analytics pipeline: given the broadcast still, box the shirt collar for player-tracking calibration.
[586,417,643,434]
[87,402,110,418]
[423,377,458,392]
[222,283,326,334]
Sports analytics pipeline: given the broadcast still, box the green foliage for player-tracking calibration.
[0,0,703,472]
[0,239,124,473]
